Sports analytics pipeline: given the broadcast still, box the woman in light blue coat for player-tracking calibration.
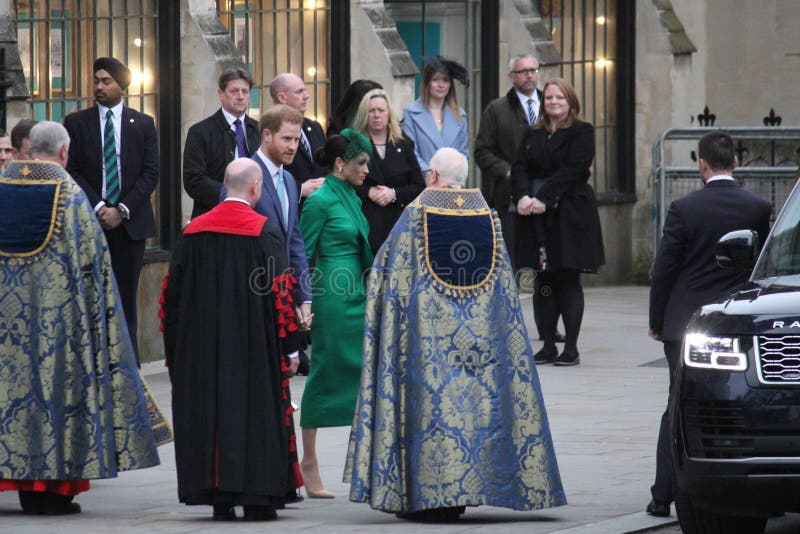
[401,56,469,171]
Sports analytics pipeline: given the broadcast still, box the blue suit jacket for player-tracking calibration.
[401,98,469,171]
[220,156,311,302]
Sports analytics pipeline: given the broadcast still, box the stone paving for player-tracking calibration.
[0,286,685,533]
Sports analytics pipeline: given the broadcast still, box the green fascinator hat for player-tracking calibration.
[340,128,373,162]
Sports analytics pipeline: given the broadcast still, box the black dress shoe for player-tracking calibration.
[285,489,304,504]
[41,493,81,515]
[243,505,277,521]
[18,491,44,515]
[534,347,558,364]
[645,499,670,517]
[396,506,465,521]
[212,504,236,520]
[553,350,580,366]
[296,350,310,376]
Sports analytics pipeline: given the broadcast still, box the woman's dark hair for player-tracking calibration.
[327,79,383,136]
[315,134,349,171]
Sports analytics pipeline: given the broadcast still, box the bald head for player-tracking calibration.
[223,158,263,206]
[269,73,309,113]
[428,148,468,187]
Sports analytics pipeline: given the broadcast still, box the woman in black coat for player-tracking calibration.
[353,88,425,254]
[511,78,605,367]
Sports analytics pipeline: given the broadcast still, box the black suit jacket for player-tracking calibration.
[475,88,542,210]
[64,105,159,241]
[649,179,772,340]
[355,137,425,254]
[285,117,325,194]
[183,109,261,218]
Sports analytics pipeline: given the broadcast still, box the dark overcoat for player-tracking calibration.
[510,120,604,272]
[182,109,261,218]
[355,137,425,254]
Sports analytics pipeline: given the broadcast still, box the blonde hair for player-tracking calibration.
[534,78,582,131]
[352,89,404,145]
[420,64,463,122]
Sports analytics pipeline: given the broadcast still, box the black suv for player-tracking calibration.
[671,178,800,534]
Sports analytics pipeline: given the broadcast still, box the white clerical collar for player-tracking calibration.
[256,149,282,178]
[706,174,735,183]
[221,107,247,127]
[223,197,251,206]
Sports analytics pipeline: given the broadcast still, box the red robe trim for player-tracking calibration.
[0,479,90,497]
[184,200,267,237]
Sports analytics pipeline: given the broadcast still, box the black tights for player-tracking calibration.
[536,269,584,353]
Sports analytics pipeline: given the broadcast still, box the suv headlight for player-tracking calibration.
[684,334,747,371]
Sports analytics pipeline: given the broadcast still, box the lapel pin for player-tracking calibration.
[397,148,401,152]
[130,118,135,123]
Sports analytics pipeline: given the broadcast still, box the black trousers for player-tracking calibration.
[105,226,145,367]
[651,340,682,503]
[536,269,583,350]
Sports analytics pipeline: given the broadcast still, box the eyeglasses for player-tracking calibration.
[512,68,540,75]
[423,169,435,181]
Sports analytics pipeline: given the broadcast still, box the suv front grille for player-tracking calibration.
[683,399,753,459]
[756,335,800,384]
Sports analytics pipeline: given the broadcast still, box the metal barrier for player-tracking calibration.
[651,127,800,251]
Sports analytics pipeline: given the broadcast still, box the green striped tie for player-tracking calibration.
[104,109,120,205]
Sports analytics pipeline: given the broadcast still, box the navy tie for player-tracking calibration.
[527,99,536,125]
[234,118,248,158]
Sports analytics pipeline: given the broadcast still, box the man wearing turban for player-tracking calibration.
[63,57,159,366]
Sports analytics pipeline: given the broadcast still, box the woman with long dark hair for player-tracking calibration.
[327,79,383,137]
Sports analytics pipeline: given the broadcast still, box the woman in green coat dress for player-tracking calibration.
[299,129,374,497]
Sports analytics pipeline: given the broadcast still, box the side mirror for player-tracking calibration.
[716,229,760,271]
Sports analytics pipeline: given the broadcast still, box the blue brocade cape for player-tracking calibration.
[345,188,566,513]
[0,161,159,481]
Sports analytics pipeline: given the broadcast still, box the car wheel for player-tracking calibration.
[674,487,767,534]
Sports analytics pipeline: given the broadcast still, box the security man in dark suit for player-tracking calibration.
[64,57,159,365]
[269,72,326,200]
[183,67,261,219]
[646,131,772,517]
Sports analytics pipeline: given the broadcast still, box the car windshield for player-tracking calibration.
[752,180,800,281]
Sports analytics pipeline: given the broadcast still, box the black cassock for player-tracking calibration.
[162,201,302,507]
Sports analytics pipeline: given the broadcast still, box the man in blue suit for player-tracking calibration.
[222,104,311,325]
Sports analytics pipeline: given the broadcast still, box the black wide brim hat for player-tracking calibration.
[422,55,469,87]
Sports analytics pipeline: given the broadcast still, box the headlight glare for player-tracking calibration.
[684,333,747,371]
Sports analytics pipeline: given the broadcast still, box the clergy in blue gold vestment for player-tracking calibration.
[345,148,566,520]
[0,121,159,515]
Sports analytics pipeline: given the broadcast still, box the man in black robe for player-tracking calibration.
[162,158,304,521]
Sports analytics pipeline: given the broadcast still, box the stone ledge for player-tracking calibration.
[651,0,697,55]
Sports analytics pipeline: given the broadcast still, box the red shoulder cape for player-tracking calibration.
[184,201,267,236]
